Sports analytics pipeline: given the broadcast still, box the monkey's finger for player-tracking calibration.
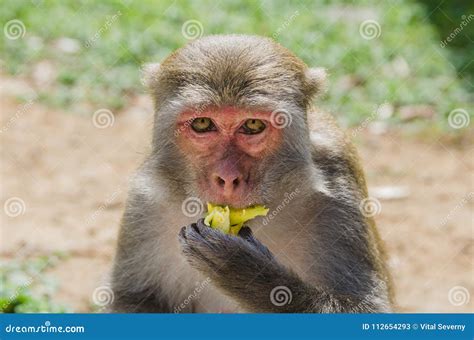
[238,227,275,260]
[194,218,221,240]
[179,226,188,240]
[238,226,254,240]
[179,231,221,275]
[178,223,201,242]
[196,218,207,228]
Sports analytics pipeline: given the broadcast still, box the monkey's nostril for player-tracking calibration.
[213,174,243,191]
[216,176,225,187]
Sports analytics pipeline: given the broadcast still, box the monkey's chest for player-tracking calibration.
[168,258,241,313]
[157,220,242,312]
[192,285,241,313]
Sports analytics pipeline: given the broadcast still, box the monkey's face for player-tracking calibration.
[176,106,282,208]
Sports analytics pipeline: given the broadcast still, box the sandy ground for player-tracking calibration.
[1,75,473,313]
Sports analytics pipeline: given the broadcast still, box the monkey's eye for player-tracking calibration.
[191,118,216,133]
[241,119,266,135]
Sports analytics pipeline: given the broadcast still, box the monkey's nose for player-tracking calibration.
[213,173,242,195]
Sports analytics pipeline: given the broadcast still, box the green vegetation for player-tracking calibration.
[0,1,472,312]
[1,255,69,313]
[1,0,472,128]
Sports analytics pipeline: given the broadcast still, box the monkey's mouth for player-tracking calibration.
[206,198,257,210]
[202,192,260,210]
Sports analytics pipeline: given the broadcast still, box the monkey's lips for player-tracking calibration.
[206,197,257,210]
[201,191,260,209]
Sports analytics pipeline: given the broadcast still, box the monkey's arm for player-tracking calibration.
[111,222,175,313]
[110,178,177,313]
[179,211,391,313]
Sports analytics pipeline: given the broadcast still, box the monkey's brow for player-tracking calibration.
[180,98,283,115]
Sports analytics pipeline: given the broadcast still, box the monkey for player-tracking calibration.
[110,34,394,313]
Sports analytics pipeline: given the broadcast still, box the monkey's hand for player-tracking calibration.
[178,219,309,312]
[179,219,274,273]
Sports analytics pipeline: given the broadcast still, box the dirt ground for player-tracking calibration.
[1,74,473,313]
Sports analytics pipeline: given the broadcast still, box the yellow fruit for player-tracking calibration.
[204,203,269,235]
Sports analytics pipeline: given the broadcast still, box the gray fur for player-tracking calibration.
[110,35,394,313]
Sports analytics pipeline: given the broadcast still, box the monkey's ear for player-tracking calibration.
[305,67,328,96]
[140,63,161,89]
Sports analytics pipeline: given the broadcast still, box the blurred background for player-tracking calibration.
[0,0,472,313]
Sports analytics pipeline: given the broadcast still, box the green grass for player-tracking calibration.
[1,0,472,126]
[1,255,69,313]
[0,0,472,312]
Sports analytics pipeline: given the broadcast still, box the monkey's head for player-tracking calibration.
[144,35,326,208]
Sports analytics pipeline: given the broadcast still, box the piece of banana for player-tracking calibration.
[204,203,269,235]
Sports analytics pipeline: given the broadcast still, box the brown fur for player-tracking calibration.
[111,35,394,313]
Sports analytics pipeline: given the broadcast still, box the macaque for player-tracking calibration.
[110,35,394,313]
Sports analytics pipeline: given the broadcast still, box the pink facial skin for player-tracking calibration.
[176,107,282,208]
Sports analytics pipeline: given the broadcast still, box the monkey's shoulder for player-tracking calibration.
[308,109,367,194]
